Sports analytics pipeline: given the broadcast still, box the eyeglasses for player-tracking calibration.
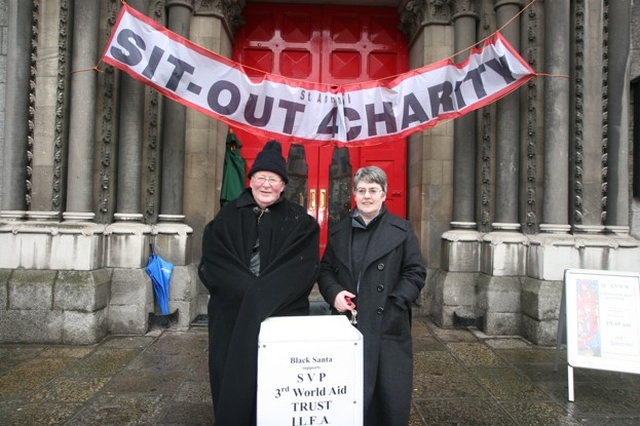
[252,175,283,185]
[354,187,383,196]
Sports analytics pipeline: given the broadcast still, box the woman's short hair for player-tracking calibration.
[353,166,387,193]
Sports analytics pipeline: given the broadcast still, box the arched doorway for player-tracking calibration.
[232,2,409,251]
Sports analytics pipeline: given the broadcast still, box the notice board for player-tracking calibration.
[564,268,640,374]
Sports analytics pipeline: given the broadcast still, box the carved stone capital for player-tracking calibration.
[452,0,479,20]
[195,0,245,35]
[399,0,452,40]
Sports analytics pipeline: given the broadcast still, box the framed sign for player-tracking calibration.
[257,315,363,426]
[565,269,640,374]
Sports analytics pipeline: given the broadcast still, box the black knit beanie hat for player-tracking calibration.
[248,140,289,184]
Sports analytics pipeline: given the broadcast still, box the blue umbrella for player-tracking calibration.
[145,243,173,316]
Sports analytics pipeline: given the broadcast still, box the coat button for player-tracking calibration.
[377,307,384,315]
[377,263,385,270]
[377,284,384,292]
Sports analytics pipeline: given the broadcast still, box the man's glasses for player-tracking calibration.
[252,175,282,185]
[354,187,383,196]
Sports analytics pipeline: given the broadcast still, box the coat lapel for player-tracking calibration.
[361,214,405,269]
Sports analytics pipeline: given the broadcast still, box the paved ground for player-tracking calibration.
[1,316,640,425]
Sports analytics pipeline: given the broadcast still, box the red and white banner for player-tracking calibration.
[102,4,536,147]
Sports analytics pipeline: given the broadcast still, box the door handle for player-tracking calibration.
[320,189,326,211]
[309,189,316,210]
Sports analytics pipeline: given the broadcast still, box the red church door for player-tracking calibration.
[232,3,409,251]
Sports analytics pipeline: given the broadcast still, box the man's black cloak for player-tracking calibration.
[198,190,320,426]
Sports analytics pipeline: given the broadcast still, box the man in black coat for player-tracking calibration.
[318,165,426,426]
[199,141,320,426]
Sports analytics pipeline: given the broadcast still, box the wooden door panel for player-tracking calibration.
[234,4,321,81]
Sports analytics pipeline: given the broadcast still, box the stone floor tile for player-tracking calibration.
[414,398,515,426]
[101,369,187,395]
[514,362,591,384]
[484,337,533,350]
[413,374,489,399]
[408,403,425,425]
[173,381,212,404]
[65,394,169,426]
[470,366,550,400]
[495,347,558,363]
[500,400,581,426]
[30,376,111,403]
[97,335,156,350]
[581,369,640,390]
[428,326,479,343]
[541,381,637,417]
[143,330,208,357]
[0,346,44,373]
[447,341,507,366]
[155,401,214,426]
[1,401,81,426]
[411,318,433,338]
[63,348,141,377]
[124,352,195,372]
[38,347,95,359]
[413,335,447,352]
[0,357,76,398]
[413,350,469,377]
[185,354,210,382]
[575,415,640,425]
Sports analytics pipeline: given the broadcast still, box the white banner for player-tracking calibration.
[101,4,536,147]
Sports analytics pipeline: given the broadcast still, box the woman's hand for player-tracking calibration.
[334,290,356,313]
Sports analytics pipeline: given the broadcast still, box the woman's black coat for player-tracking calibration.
[318,208,426,425]
[198,190,320,426]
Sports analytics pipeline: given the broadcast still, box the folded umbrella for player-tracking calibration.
[220,131,247,207]
[145,243,173,316]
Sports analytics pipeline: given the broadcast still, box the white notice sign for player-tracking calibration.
[257,315,363,426]
[565,269,640,373]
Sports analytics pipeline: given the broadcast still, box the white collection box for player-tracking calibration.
[257,315,363,426]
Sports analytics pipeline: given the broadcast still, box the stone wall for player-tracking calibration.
[0,265,200,344]
[0,219,204,344]
[422,231,640,345]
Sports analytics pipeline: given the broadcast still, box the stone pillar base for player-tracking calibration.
[476,274,522,336]
[426,269,479,327]
[0,269,111,344]
[441,228,482,272]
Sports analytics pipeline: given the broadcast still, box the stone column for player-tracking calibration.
[1,0,33,218]
[186,0,243,263]
[540,0,570,233]
[29,0,73,219]
[493,0,522,230]
[151,0,195,272]
[605,0,631,233]
[114,0,149,223]
[451,1,478,229]
[478,1,526,337]
[159,0,195,221]
[64,0,101,221]
[570,0,604,232]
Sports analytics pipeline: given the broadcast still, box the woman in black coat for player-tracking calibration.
[318,165,426,426]
[199,141,320,426]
